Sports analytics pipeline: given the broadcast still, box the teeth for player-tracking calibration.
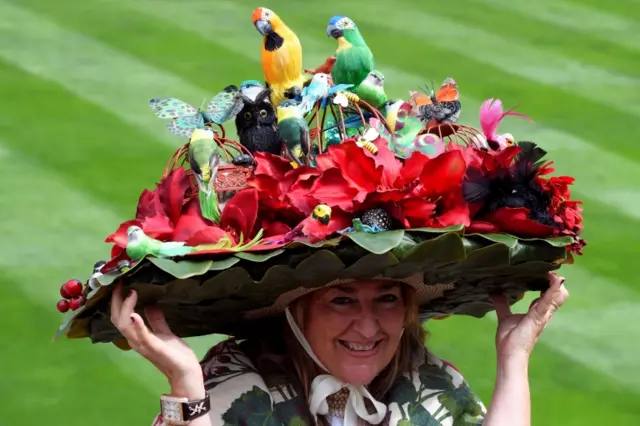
[343,341,376,351]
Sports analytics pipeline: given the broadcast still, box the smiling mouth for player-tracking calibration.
[339,340,382,352]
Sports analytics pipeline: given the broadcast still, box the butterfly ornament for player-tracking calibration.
[149,85,246,138]
[408,77,461,126]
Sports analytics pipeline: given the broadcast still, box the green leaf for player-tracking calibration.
[468,233,518,249]
[148,257,213,278]
[520,235,575,247]
[340,252,400,279]
[286,237,342,249]
[234,249,285,262]
[209,257,240,271]
[347,230,405,254]
[293,249,345,287]
[411,224,465,234]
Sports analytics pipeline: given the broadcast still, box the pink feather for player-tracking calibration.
[479,98,532,140]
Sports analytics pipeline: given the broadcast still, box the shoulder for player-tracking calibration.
[150,339,306,426]
[385,350,486,426]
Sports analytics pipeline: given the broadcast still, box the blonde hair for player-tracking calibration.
[284,283,427,401]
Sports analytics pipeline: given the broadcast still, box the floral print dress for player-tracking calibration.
[150,340,486,426]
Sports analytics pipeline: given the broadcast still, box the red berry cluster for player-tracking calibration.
[57,279,86,313]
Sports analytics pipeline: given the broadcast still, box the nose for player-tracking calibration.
[351,306,380,339]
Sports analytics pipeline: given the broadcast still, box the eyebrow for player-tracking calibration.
[332,282,399,293]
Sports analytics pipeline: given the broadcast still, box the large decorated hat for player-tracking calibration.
[54,9,586,349]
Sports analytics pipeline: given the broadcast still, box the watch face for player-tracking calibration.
[161,400,182,421]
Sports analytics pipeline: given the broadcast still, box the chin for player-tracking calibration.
[338,366,380,385]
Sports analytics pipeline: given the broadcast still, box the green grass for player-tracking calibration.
[0,0,639,424]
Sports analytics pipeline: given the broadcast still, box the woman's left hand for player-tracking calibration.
[490,272,568,362]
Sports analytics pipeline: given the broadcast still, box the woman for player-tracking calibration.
[110,271,568,425]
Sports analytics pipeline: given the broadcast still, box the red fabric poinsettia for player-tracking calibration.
[305,137,470,229]
[105,167,191,258]
[246,152,320,234]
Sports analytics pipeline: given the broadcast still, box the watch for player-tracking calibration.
[160,394,211,425]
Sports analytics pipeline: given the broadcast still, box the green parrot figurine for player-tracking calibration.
[355,70,388,109]
[276,100,310,166]
[326,15,375,88]
[125,226,194,261]
[188,128,223,223]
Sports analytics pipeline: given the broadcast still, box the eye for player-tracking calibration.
[259,109,268,117]
[377,294,399,303]
[244,112,252,120]
[331,297,354,305]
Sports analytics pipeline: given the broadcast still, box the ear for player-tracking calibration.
[255,88,272,103]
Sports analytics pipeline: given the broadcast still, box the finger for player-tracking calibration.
[529,275,568,325]
[145,306,172,336]
[489,293,512,320]
[119,289,139,326]
[110,282,125,326]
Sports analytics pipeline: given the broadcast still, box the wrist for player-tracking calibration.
[169,371,206,400]
[496,351,529,377]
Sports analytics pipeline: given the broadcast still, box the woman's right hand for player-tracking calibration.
[110,283,205,397]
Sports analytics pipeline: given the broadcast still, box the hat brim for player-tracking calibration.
[55,226,571,346]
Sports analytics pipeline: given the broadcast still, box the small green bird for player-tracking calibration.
[277,100,310,166]
[355,70,388,109]
[188,129,223,223]
[125,226,194,260]
[326,15,375,88]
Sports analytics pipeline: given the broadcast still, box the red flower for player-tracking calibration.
[105,167,191,253]
[468,207,555,237]
[246,152,320,233]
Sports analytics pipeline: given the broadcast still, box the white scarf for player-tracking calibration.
[284,308,388,425]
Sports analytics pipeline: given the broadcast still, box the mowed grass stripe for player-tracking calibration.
[1,0,639,284]
[421,0,640,77]
[428,313,640,426]
[563,0,640,21]
[0,271,160,426]
[0,146,164,426]
[470,0,640,54]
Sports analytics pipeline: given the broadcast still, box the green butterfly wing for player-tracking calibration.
[167,116,205,137]
[205,85,245,124]
[149,97,198,119]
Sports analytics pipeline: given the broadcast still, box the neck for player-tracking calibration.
[343,29,366,46]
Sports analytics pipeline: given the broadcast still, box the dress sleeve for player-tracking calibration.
[440,358,487,426]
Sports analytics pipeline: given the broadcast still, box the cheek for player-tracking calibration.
[379,305,406,339]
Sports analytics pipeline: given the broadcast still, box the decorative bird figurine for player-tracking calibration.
[252,7,307,106]
[298,73,353,115]
[279,204,332,244]
[188,128,223,223]
[326,15,375,88]
[233,87,280,166]
[355,70,388,109]
[239,80,267,102]
[478,98,533,151]
[277,100,311,167]
[125,226,194,261]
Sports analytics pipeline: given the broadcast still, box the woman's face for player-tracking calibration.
[303,280,406,385]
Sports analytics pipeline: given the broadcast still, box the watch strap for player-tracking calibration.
[182,396,211,422]
[160,394,210,425]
